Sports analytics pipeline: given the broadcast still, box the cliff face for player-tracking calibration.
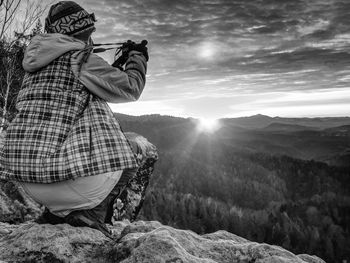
[0,220,325,263]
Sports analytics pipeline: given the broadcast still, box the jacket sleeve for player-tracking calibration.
[71,50,147,103]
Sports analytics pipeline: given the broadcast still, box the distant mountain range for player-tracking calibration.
[115,112,350,130]
[223,114,350,129]
[115,113,350,167]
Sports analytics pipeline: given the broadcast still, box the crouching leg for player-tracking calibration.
[107,132,158,224]
[32,132,157,237]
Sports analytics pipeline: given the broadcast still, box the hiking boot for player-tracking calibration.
[64,209,112,238]
[35,207,65,225]
[104,175,130,225]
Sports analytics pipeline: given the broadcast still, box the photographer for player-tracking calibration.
[0,1,157,237]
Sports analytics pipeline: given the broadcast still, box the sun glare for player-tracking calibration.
[198,42,216,60]
[196,118,220,133]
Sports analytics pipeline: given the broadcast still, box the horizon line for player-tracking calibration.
[113,112,350,120]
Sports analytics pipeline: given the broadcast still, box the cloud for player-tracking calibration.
[109,99,186,117]
[75,0,350,117]
[227,89,350,118]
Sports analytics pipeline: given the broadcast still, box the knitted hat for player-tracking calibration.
[45,1,96,36]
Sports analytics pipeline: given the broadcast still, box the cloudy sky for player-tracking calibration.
[75,0,349,118]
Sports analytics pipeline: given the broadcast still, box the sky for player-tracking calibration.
[61,0,350,118]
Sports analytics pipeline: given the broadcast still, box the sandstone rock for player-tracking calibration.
[0,220,325,263]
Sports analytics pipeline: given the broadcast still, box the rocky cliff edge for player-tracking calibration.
[0,220,325,263]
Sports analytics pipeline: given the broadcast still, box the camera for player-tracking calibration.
[93,40,148,68]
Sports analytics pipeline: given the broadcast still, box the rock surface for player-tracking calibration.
[0,220,325,263]
[0,180,41,223]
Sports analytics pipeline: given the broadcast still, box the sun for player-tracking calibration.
[198,42,216,60]
[196,118,220,133]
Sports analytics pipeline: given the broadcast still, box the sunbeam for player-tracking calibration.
[196,118,221,133]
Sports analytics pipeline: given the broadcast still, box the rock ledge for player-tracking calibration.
[0,220,325,263]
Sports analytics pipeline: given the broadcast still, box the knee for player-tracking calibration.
[124,132,158,162]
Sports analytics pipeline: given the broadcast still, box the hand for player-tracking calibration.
[131,41,149,61]
[112,53,128,69]
[112,40,149,69]
[123,40,149,61]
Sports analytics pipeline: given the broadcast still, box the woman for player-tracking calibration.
[0,1,157,237]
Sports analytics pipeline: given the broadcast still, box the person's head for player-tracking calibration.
[44,1,96,43]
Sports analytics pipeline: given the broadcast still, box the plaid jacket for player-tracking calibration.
[0,51,138,183]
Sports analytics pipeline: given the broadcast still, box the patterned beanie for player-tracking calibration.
[45,1,96,36]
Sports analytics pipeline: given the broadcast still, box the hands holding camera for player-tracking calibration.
[112,40,148,69]
[128,40,149,61]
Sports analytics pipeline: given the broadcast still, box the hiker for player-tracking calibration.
[0,1,157,237]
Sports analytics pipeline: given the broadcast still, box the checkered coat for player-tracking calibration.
[0,34,146,183]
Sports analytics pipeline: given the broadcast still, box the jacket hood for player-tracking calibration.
[22,33,86,73]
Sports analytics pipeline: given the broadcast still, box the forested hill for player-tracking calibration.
[115,113,350,263]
